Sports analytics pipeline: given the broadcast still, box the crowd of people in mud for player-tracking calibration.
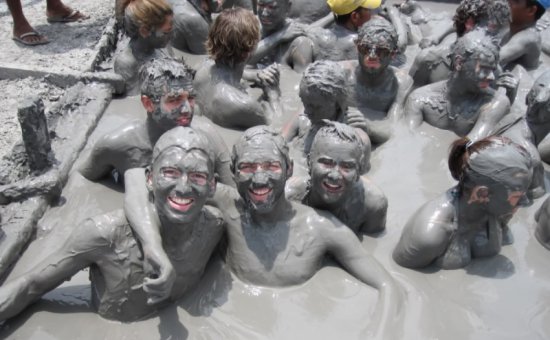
[3,0,550,336]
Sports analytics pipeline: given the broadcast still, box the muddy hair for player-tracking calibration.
[488,0,511,27]
[448,136,531,187]
[119,0,173,38]
[205,8,261,66]
[355,16,398,52]
[453,0,489,37]
[450,29,499,70]
[299,60,348,110]
[230,125,292,174]
[310,120,366,173]
[139,57,195,99]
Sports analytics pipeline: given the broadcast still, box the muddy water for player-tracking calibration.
[2,2,550,338]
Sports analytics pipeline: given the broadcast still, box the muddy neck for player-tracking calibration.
[249,196,293,227]
[214,61,246,84]
[509,21,535,36]
[145,116,169,145]
[263,19,289,37]
[455,188,489,230]
[130,38,157,60]
[357,65,391,86]
[158,213,197,249]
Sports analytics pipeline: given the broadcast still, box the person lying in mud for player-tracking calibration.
[0,127,224,322]
[286,121,387,235]
[282,60,371,177]
[406,29,510,142]
[124,126,404,338]
[340,17,413,145]
[114,0,174,95]
[194,8,284,129]
[168,0,223,54]
[500,0,548,71]
[409,0,513,89]
[393,136,532,269]
[79,57,233,187]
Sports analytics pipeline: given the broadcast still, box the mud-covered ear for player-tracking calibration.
[139,25,151,38]
[286,159,294,178]
[467,185,489,204]
[145,166,154,193]
[141,95,155,114]
[209,176,217,198]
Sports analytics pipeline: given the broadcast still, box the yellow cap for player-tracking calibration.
[327,0,381,15]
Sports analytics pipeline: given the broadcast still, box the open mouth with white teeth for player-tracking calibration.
[322,181,344,193]
[248,186,272,202]
[167,195,195,212]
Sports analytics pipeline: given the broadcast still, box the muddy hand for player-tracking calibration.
[281,22,307,42]
[345,109,369,131]
[257,63,280,88]
[142,246,176,305]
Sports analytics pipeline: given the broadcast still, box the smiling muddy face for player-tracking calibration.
[232,126,291,214]
[150,81,195,129]
[149,127,215,224]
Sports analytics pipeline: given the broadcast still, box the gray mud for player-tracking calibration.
[1,1,550,339]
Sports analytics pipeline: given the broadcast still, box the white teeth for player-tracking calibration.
[251,187,271,195]
[170,196,193,205]
[324,182,341,189]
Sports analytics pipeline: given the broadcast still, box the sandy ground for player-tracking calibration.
[1,1,550,339]
[0,0,114,166]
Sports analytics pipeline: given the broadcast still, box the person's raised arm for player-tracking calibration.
[320,216,404,339]
[123,168,175,304]
[248,22,307,65]
[384,6,408,52]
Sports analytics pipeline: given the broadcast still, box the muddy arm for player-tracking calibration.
[388,72,414,121]
[384,6,408,52]
[499,32,537,69]
[123,168,174,304]
[248,23,307,65]
[404,89,425,129]
[0,220,99,321]
[322,217,404,339]
[78,137,114,181]
[467,95,510,142]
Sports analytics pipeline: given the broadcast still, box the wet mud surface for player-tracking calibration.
[1,1,550,339]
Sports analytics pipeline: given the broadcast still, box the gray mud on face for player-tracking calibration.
[2,1,550,339]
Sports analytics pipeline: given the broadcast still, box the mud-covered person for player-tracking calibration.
[286,121,387,235]
[406,29,510,142]
[246,0,311,70]
[526,70,550,164]
[0,128,224,322]
[282,60,371,177]
[79,58,233,187]
[500,0,548,71]
[168,0,223,54]
[194,8,284,129]
[114,0,174,95]
[124,126,405,338]
[340,17,413,145]
[393,136,532,269]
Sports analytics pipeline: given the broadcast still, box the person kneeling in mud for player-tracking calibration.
[79,57,233,187]
[286,121,387,235]
[124,126,404,338]
[0,127,224,322]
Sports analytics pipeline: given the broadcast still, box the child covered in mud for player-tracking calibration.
[0,127,224,322]
[393,136,532,269]
[282,60,371,177]
[286,121,387,235]
[123,126,404,338]
[114,0,174,94]
[340,17,413,144]
[79,57,233,187]
[406,29,510,142]
[193,8,284,129]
